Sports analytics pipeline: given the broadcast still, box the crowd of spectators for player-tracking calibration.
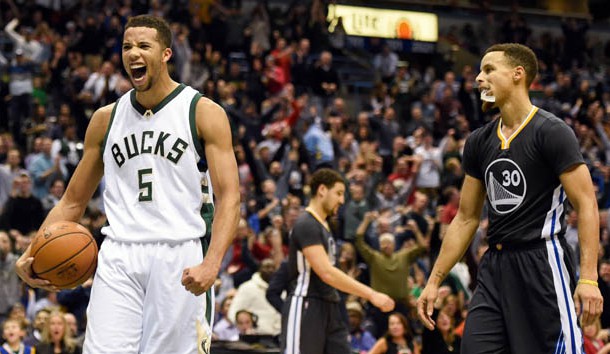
[2,0,610,353]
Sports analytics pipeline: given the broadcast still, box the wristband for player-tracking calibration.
[578,279,598,287]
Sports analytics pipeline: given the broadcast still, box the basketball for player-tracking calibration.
[30,221,98,289]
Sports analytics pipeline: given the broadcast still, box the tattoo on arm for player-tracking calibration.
[434,270,446,281]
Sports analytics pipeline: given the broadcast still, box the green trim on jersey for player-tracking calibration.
[130,83,186,116]
[100,102,119,156]
[200,182,214,239]
[200,237,213,324]
[205,288,213,324]
[189,92,205,158]
[191,91,213,239]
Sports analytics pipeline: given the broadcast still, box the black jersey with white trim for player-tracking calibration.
[462,107,584,244]
[287,212,340,302]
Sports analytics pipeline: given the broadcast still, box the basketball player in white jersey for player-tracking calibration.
[15,15,240,354]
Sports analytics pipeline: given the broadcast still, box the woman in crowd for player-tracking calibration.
[35,310,81,354]
[369,312,420,354]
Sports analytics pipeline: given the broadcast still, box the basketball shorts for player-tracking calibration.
[462,236,583,354]
[281,296,351,354]
[83,238,214,354]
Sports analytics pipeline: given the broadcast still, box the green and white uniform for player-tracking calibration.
[84,84,215,354]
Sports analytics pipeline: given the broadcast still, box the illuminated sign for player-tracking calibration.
[328,4,438,42]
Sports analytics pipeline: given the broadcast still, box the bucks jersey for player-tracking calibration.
[462,106,584,244]
[101,84,211,242]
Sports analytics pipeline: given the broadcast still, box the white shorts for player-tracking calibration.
[83,238,214,354]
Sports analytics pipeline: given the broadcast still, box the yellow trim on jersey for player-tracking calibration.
[305,207,330,232]
[497,106,538,149]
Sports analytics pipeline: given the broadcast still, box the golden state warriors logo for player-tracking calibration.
[484,158,527,214]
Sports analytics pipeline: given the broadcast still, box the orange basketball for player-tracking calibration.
[31,221,98,289]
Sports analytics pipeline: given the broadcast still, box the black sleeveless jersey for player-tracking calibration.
[462,107,584,244]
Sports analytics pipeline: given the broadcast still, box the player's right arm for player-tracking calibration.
[417,174,486,330]
[15,104,113,290]
[302,245,395,312]
[560,164,603,326]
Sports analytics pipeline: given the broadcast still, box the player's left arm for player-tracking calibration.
[560,163,603,326]
[182,97,240,296]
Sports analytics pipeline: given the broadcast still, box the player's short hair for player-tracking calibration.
[484,43,538,88]
[125,15,172,49]
[309,168,345,197]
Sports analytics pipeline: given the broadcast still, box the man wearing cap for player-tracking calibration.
[346,301,376,354]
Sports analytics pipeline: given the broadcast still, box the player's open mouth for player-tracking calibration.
[131,65,147,84]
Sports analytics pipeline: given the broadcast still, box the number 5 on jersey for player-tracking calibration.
[138,168,153,202]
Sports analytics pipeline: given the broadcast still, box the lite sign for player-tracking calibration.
[328,4,438,42]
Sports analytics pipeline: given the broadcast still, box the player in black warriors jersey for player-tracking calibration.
[281,168,395,354]
[417,43,603,354]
